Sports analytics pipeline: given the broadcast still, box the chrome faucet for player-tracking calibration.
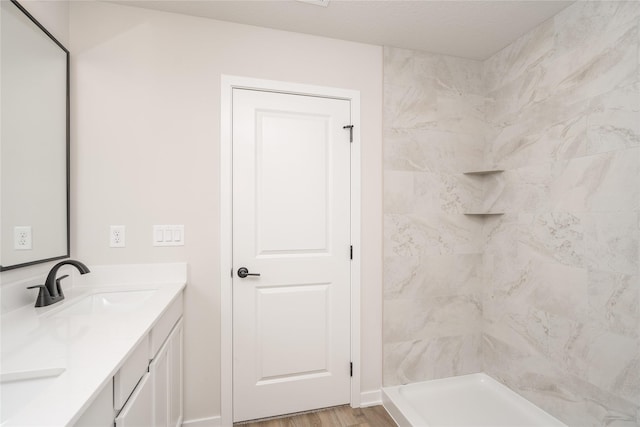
[27,260,91,307]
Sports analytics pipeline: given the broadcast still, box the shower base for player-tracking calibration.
[382,373,566,426]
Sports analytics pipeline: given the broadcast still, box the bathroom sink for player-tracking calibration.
[54,290,156,316]
[0,368,65,424]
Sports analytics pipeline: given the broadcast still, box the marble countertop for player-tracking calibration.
[0,263,186,426]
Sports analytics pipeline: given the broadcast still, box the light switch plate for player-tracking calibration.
[153,225,184,246]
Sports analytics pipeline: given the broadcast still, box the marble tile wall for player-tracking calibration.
[383,47,487,385]
[482,2,640,425]
[384,1,639,425]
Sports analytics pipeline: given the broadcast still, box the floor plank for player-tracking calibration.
[234,405,397,427]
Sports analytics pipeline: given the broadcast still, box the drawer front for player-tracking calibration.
[115,372,152,427]
[149,293,183,358]
[114,335,150,410]
[73,379,115,427]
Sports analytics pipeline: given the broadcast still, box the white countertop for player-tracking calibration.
[0,263,187,426]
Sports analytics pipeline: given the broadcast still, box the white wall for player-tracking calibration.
[69,1,383,422]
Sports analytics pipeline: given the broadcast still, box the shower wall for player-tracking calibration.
[383,48,487,385]
[482,2,640,425]
[383,1,639,425]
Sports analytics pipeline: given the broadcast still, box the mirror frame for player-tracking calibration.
[0,0,70,271]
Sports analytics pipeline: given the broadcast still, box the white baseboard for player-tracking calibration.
[182,415,221,427]
[182,393,381,427]
[360,389,382,407]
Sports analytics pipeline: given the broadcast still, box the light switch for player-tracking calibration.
[153,225,184,247]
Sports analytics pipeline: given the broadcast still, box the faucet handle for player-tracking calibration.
[56,275,69,298]
[26,285,54,307]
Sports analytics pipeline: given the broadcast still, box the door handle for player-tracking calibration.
[237,267,260,278]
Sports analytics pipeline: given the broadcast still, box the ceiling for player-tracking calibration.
[113,0,574,60]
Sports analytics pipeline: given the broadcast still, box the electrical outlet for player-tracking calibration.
[14,226,32,250]
[110,225,125,248]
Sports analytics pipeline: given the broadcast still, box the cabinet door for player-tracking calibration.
[169,320,183,427]
[115,373,152,427]
[151,339,170,427]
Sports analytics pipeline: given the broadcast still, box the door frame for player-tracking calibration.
[220,75,362,426]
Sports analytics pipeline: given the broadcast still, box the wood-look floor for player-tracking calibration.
[234,405,397,427]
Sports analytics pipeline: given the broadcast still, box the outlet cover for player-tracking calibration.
[110,225,126,248]
[14,226,32,250]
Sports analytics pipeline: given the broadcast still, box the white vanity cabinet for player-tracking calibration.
[73,292,184,427]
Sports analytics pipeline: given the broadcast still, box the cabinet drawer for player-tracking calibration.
[114,335,150,410]
[74,379,114,427]
[149,293,183,358]
[115,372,152,427]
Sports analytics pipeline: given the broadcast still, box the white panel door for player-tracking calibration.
[232,88,352,422]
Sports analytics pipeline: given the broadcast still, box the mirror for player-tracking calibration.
[1,0,69,271]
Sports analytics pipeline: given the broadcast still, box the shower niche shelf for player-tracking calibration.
[463,168,504,216]
[463,169,504,176]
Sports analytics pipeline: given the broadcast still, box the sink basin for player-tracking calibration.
[54,290,156,316]
[0,368,65,424]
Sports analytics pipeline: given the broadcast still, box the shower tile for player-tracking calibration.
[384,171,414,214]
[548,149,640,212]
[539,22,638,109]
[384,2,639,423]
[481,166,551,214]
[517,213,585,268]
[435,93,491,136]
[553,1,640,59]
[383,254,482,300]
[383,128,484,173]
[383,295,482,344]
[586,80,640,155]
[384,213,481,257]
[484,19,555,93]
[488,98,589,169]
[383,78,437,130]
[588,270,639,339]
[528,262,588,319]
[412,171,480,215]
[383,335,482,386]
[585,212,640,276]
[484,333,640,427]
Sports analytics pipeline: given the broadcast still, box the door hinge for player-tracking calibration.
[343,125,354,143]
[350,362,353,377]
[350,245,353,260]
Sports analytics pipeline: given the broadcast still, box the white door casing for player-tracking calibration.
[232,89,350,422]
[220,76,361,427]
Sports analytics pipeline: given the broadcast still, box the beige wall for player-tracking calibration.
[18,0,69,47]
[69,1,383,422]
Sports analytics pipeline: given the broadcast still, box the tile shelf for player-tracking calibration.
[464,212,504,216]
[463,169,504,216]
[463,169,504,175]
